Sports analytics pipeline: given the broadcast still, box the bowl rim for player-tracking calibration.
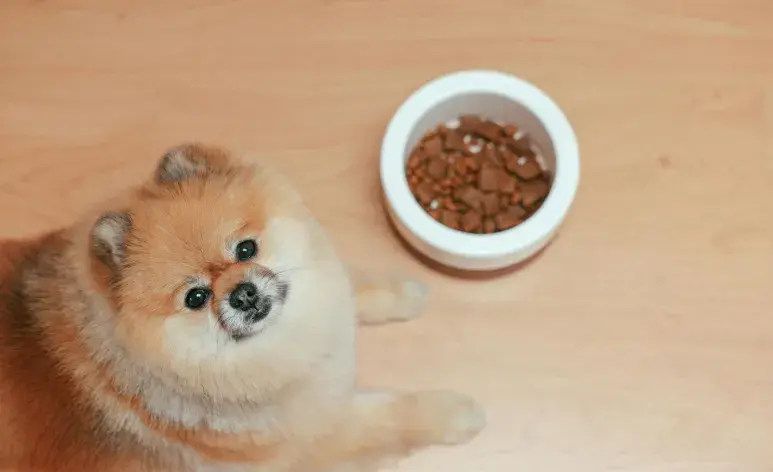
[380,69,580,261]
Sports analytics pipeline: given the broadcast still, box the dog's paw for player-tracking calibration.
[405,390,486,446]
[387,276,429,322]
[354,272,428,325]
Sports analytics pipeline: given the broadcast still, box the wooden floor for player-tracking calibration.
[2,1,773,470]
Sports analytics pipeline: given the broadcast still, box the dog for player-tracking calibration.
[0,143,485,471]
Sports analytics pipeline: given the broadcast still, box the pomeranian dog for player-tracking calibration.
[0,144,485,472]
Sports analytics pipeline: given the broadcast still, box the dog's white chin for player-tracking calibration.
[217,304,284,343]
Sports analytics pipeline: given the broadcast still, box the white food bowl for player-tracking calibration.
[380,70,580,271]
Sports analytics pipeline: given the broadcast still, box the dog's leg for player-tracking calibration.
[306,389,485,471]
[349,267,429,326]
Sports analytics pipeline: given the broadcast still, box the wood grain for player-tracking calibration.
[1,1,772,470]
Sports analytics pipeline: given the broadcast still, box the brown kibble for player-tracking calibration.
[424,135,443,156]
[478,166,500,192]
[490,133,509,145]
[502,150,520,173]
[406,114,550,235]
[483,217,496,234]
[507,135,535,158]
[503,124,518,137]
[444,131,467,152]
[497,170,518,194]
[427,158,448,180]
[414,146,429,158]
[521,179,550,206]
[454,158,468,175]
[443,198,459,211]
[473,120,502,141]
[507,204,528,219]
[483,145,503,167]
[407,153,422,170]
[471,150,486,167]
[458,115,483,133]
[511,156,542,180]
[440,210,461,229]
[494,206,524,230]
[454,185,483,211]
[448,152,465,170]
[481,192,500,216]
[415,181,435,204]
[461,210,483,232]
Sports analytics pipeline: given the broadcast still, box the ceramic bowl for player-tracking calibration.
[380,70,580,271]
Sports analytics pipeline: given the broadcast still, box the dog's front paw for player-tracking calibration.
[354,272,428,325]
[403,391,486,446]
[383,275,429,322]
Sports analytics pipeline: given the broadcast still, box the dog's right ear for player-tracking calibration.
[154,143,231,184]
[91,212,131,271]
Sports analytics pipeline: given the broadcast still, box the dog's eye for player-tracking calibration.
[185,287,211,310]
[235,239,258,262]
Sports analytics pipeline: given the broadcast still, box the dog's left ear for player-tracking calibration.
[154,143,231,184]
[91,211,131,271]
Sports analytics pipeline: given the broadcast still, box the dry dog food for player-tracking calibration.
[405,115,551,234]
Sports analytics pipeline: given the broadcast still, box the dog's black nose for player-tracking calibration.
[229,282,260,310]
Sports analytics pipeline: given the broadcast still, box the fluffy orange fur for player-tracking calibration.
[0,144,485,472]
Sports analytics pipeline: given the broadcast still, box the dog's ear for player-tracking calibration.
[91,212,131,271]
[154,143,231,184]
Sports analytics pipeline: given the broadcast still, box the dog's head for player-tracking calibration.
[87,144,352,398]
